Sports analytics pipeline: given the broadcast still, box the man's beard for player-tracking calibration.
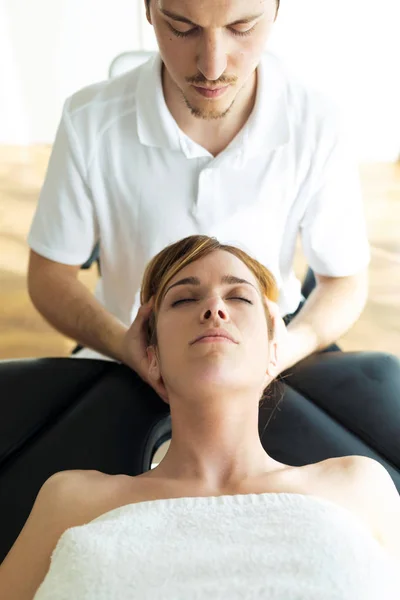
[181,72,238,120]
[180,90,236,120]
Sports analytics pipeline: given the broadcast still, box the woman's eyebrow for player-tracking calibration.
[221,275,257,291]
[164,275,257,297]
[165,276,200,296]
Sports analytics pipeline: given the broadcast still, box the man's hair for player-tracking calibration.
[146,0,280,13]
[140,234,278,347]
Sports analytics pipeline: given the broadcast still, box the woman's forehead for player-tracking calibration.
[168,250,259,288]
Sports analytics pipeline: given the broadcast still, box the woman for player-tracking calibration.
[1,235,398,599]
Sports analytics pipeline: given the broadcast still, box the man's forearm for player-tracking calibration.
[281,270,369,373]
[29,273,128,363]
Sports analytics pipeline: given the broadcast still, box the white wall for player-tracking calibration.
[1,0,399,161]
[0,0,143,144]
[268,0,400,162]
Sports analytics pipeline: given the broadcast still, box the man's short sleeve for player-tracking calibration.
[27,98,98,265]
[300,106,371,277]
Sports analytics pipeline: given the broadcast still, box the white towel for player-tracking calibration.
[34,492,398,599]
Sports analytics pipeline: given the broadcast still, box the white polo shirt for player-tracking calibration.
[28,52,370,361]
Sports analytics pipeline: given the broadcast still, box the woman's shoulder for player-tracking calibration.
[310,456,400,559]
[0,470,131,598]
[314,454,396,496]
[308,454,393,507]
[42,468,122,498]
[40,469,137,527]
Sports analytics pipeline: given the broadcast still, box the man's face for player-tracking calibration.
[147,0,278,120]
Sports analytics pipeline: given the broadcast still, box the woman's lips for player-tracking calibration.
[193,85,230,99]
[195,335,235,344]
[190,329,238,345]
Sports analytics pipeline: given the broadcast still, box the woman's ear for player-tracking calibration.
[147,347,170,405]
[147,346,160,380]
[264,295,289,381]
[264,339,279,383]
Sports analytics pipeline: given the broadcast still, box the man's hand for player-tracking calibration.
[120,298,169,403]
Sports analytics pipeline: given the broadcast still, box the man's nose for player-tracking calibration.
[201,297,229,322]
[197,32,228,82]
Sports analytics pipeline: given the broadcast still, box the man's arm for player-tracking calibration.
[28,250,159,390]
[279,268,369,374]
[28,250,128,364]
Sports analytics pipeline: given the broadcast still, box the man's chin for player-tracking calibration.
[181,92,235,121]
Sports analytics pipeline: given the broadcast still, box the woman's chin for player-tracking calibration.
[165,357,260,397]
[184,365,245,392]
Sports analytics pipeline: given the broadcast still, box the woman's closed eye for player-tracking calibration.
[230,297,253,304]
[171,297,253,307]
[171,298,197,307]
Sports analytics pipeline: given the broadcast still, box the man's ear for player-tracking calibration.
[147,346,170,405]
[144,0,152,25]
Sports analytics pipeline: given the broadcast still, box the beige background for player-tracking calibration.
[0,147,399,361]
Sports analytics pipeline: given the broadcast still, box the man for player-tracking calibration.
[28,0,399,447]
[27,0,370,369]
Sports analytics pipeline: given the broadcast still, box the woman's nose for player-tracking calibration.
[200,297,229,322]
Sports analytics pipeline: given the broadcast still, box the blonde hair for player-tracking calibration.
[140,235,279,346]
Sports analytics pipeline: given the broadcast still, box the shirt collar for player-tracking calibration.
[235,52,290,166]
[136,53,183,152]
[136,52,290,162]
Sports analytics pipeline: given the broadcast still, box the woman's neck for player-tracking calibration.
[150,396,283,491]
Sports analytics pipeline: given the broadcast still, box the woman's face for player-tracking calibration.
[148,249,277,399]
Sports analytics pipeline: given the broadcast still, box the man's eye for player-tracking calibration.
[168,25,198,38]
[230,26,257,37]
[171,298,197,307]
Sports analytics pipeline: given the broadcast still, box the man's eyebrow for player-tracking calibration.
[228,14,264,26]
[164,274,257,297]
[159,8,264,27]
